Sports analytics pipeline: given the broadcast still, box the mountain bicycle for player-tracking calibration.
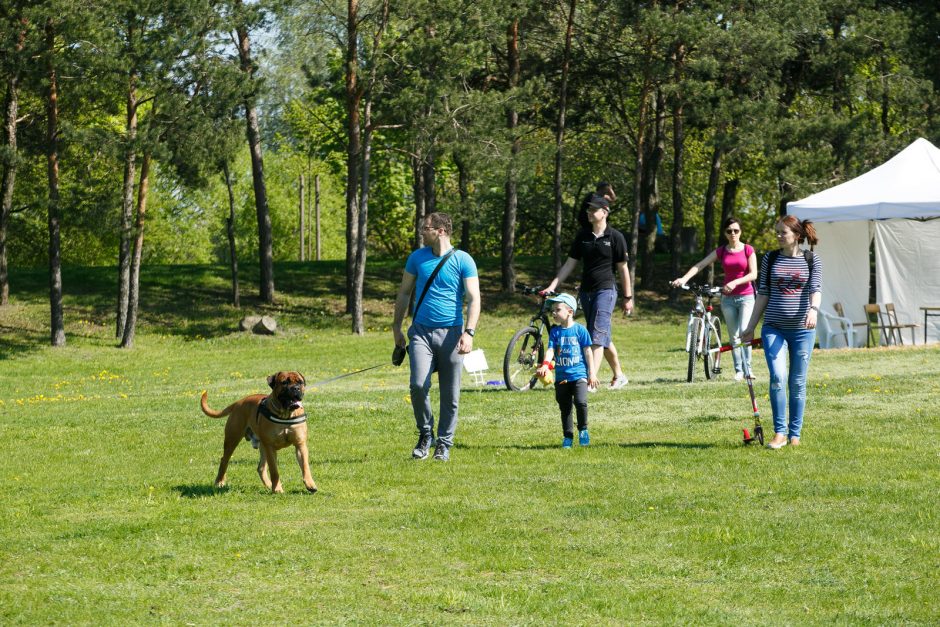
[503,284,559,391]
[679,283,724,382]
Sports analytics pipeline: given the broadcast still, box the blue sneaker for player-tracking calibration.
[562,437,573,449]
[578,430,590,446]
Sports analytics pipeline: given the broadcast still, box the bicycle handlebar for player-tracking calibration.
[678,282,722,297]
[515,283,558,297]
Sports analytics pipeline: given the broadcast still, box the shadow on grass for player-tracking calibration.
[173,484,226,498]
[616,441,717,449]
[460,441,717,451]
[0,323,49,360]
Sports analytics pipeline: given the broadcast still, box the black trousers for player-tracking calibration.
[555,378,588,438]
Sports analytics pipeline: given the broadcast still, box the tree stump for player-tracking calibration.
[238,315,262,332]
[252,316,277,335]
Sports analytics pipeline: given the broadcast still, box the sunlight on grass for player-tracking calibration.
[0,263,938,624]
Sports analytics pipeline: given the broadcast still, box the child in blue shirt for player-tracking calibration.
[535,293,599,448]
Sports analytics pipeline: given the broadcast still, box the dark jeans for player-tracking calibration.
[555,379,588,438]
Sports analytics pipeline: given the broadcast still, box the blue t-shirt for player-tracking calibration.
[547,323,593,382]
[405,247,478,327]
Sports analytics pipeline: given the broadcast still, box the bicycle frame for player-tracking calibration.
[680,283,723,382]
[503,285,559,391]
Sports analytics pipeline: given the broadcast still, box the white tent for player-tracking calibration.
[788,137,940,346]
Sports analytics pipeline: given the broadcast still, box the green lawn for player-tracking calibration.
[1,262,937,625]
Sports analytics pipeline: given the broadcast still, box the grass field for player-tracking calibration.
[1,261,938,625]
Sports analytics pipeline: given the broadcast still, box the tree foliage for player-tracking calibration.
[0,0,936,334]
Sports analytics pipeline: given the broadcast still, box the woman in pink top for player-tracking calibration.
[670,217,758,380]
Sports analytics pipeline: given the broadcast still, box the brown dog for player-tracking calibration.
[200,371,316,494]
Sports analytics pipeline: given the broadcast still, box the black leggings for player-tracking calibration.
[555,379,588,438]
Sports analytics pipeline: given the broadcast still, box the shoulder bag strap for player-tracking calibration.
[412,248,457,319]
[759,249,780,293]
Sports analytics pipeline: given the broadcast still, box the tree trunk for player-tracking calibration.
[235,2,274,304]
[719,177,739,247]
[1,73,20,307]
[352,99,374,335]
[412,155,425,249]
[315,174,321,261]
[0,14,26,307]
[552,0,576,271]
[344,0,361,314]
[501,17,520,294]
[640,89,665,288]
[879,48,890,136]
[117,69,137,337]
[223,161,239,308]
[45,19,65,347]
[299,173,305,261]
[120,151,150,349]
[455,153,471,252]
[669,78,685,301]
[628,86,652,286]
[703,143,723,285]
[423,154,436,215]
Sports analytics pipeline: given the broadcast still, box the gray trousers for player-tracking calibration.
[408,323,464,447]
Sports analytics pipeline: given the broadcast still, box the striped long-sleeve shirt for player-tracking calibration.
[757,250,822,330]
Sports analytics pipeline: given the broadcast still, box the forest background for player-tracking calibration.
[1,0,938,343]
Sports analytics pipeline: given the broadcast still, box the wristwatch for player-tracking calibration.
[809,305,819,312]
[465,328,475,337]
[624,295,633,301]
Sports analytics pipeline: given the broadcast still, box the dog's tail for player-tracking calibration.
[200,391,234,419]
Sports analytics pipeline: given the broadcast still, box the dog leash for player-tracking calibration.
[308,363,388,388]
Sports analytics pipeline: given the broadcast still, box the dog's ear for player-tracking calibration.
[298,372,305,385]
[267,373,279,388]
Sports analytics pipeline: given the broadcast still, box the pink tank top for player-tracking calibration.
[715,244,755,296]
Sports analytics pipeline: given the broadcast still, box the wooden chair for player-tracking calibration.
[885,303,918,345]
[834,303,868,346]
[863,304,890,347]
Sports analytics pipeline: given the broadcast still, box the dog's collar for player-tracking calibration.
[258,397,307,425]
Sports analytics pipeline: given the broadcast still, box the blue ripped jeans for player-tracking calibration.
[762,326,816,439]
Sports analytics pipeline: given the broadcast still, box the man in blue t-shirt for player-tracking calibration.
[392,213,480,462]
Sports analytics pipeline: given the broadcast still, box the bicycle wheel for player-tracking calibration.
[686,318,702,382]
[504,326,544,391]
[704,318,723,380]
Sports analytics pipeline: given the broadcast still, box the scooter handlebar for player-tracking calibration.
[711,338,763,354]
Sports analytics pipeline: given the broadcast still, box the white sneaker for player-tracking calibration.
[733,372,745,382]
[610,374,628,390]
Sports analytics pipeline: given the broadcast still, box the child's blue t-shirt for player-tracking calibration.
[547,323,593,382]
[405,247,478,327]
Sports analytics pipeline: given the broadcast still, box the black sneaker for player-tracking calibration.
[433,442,450,462]
[412,434,433,460]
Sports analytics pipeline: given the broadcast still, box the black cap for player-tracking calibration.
[587,193,611,210]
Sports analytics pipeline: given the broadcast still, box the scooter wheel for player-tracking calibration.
[754,424,764,446]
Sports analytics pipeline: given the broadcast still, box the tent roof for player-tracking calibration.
[788,138,940,222]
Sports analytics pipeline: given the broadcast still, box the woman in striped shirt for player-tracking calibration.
[742,215,822,449]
